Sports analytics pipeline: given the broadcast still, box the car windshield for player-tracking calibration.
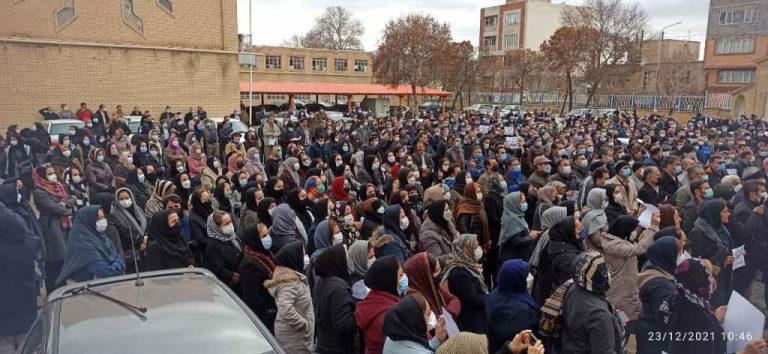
[127,121,140,133]
[229,120,248,132]
[49,121,85,136]
[57,274,275,354]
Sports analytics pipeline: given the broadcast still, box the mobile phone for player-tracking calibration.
[528,332,540,344]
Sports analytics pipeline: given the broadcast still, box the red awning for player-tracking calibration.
[239,81,450,96]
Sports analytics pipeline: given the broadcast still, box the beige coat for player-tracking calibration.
[264,266,315,354]
[262,123,282,158]
[606,175,638,213]
[601,230,654,320]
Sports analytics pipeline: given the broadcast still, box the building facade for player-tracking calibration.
[479,0,577,55]
[0,0,240,128]
[704,0,768,117]
[239,45,374,105]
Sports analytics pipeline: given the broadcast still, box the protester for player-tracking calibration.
[635,236,678,354]
[239,223,277,332]
[313,244,358,354]
[32,165,73,291]
[443,234,487,334]
[203,210,243,293]
[381,294,448,354]
[355,255,401,354]
[688,199,734,306]
[107,187,147,273]
[486,259,539,354]
[57,206,125,284]
[143,209,193,271]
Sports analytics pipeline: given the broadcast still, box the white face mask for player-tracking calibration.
[17,193,22,203]
[343,214,354,225]
[332,232,344,245]
[96,218,108,232]
[268,208,275,216]
[400,217,410,230]
[72,176,82,184]
[221,224,235,235]
[474,246,483,261]
[443,191,451,200]
[181,180,191,189]
[613,193,624,203]
[293,163,301,171]
[426,311,437,331]
[213,161,220,168]
[47,174,57,182]
[443,209,453,222]
[372,162,380,169]
[367,257,376,269]
[303,254,310,268]
[119,199,133,208]
[476,192,483,201]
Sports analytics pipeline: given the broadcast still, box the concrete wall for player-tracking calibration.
[524,1,572,51]
[0,0,239,129]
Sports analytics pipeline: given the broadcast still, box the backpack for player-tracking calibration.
[539,279,574,339]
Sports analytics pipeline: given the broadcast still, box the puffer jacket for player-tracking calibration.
[600,232,653,320]
[264,266,315,354]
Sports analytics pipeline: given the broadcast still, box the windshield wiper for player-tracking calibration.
[67,284,147,320]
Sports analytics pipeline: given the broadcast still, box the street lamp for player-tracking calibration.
[656,21,682,93]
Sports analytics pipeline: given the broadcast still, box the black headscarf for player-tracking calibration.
[148,210,193,266]
[173,172,192,209]
[314,243,351,284]
[190,189,213,220]
[558,199,576,216]
[243,187,258,212]
[426,200,451,234]
[213,183,233,212]
[452,170,468,195]
[287,188,306,213]
[607,215,639,240]
[700,199,726,229]
[256,197,276,227]
[313,198,330,222]
[382,295,430,350]
[274,240,304,273]
[364,255,400,297]
[548,217,578,246]
[653,226,677,241]
[242,225,269,255]
[265,177,284,203]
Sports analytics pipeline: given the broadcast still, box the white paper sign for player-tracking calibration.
[727,168,738,176]
[617,138,630,145]
[723,291,764,353]
[479,125,490,134]
[732,245,746,270]
[268,138,277,146]
[441,308,460,338]
[505,137,519,148]
[637,199,659,229]
[504,126,515,136]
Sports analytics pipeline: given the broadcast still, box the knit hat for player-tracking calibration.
[435,332,489,354]
[572,251,610,295]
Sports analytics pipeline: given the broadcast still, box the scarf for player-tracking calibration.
[56,205,119,284]
[403,252,445,315]
[500,192,528,244]
[455,183,490,249]
[244,245,275,279]
[205,213,241,251]
[33,166,72,228]
[111,188,147,237]
[443,234,487,293]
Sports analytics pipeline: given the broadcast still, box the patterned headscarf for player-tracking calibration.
[572,251,611,295]
[206,212,241,251]
[673,258,713,310]
[443,234,487,292]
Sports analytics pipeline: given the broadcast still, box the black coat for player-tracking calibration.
[635,276,676,354]
[239,255,276,333]
[658,170,679,201]
[689,225,732,306]
[561,286,623,354]
[638,183,667,207]
[532,239,581,306]
[313,276,358,354]
[446,266,487,334]
[0,208,38,336]
[143,241,194,271]
[484,194,504,247]
[456,213,485,240]
[202,238,243,294]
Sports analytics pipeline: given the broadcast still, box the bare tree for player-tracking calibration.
[374,13,452,110]
[281,7,364,50]
[656,43,704,114]
[562,0,647,107]
[500,49,543,105]
[540,26,596,114]
[441,41,480,110]
[281,34,307,48]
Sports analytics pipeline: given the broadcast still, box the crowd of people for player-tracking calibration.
[2,101,768,354]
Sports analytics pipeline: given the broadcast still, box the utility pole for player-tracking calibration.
[657,21,682,94]
[248,0,253,125]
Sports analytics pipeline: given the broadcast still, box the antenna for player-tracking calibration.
[127,225,144,287]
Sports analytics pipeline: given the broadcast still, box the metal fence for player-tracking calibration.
[464,92,732,112]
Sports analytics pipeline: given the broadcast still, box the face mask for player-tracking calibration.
[303,254,310,268]
[622,168,632,177]
[400,217,410,230]
[512,165,522,173]
[63,150,72,157]
[704,189,714,200]
[734,184,743,192]
[443,191,452,200]
[378,206,385,214]
[466,177,473,184]
[139,146,148,154]
[10,140,18,146]
[578,160,588,168]
[367,257,376,269]
[293,163,300,171]
[426,311,437,331]
[520,202,528,212]
[137,174,145,183]
[399,274,409,296]
[181,180,191,189]
[177,166,185,172]
[47,174,57,182]
[674,166,682,175]
[561,166,572,175]
[171,140,180,147]
[578,227,588,241]
[119,199,133,208]
[474,246,483,261]
[613,193,624,203]
[96,218,108,232]
[388,156,396,163]
[343,214,354,225]
[97,155,105,163]
[499,181,508,190]
[372,162,380,170]
[332,232,344,245]
[541,165,552,174]
[267,207,275,216]
[221,224,235,235]
[476,192,483,201]
[17,193,22,203]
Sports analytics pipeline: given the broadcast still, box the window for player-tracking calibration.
[266,94,285,100]
[354,59,368,72]
[719,7,757,25]
[265,55,282,70]
[484,15,497,27]
[484,36,497,49]
[289,56,305,70]
[718,70,755,83]
[312,57,327,71]
[715,38,755,54]
[334,58,348,71]
[505,12,519,26]
[337,95,349,101]
[503,34,519,48]
[295,94,312,100]
[642,71,656,91]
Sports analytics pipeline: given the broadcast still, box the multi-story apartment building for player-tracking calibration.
[704,0,768,116]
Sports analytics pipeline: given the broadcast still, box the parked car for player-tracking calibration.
[19,268,284,354]
[205,117,250,142]
[278,101,306,112]
[499,105,527,116]
[250,104,281,113]
[477,104,498,115]
[327,104,351,113]
[419,101,442,113]
[304,102,331,113]
[567,108,592,117]
[45,119,84,137]
[462,104,484,112]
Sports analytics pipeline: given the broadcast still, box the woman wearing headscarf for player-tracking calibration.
[270,204,303,253]
[520,183,538,226]
[164,135,188,168]
[311,219,333,263]
[243,147,266,179]
[256,197,277,228]
[604,183,628,227]
[305,176,328,203]
[186,143,205,178]
[529,206,568,275]
[360,198,386,241]
[601,215,653,321]
[112,151,136,187]
[240,188,259,232]
[455,183,490,254]
[85,148,114,201]
[419,200,459,264]
[143,209,194,271]
[381,294,447,354]
[532,217,583,306]
[203,210,243,294]
[188,187,213,259]
[423,184,446,206]
[581,188,609,253]
[498,191,537,266]
[377,205,411,264]
[265,146,283,178]
[636,236,679,354]
[264,177,286,204]
[486,259,540,354]
[403,252,461,318]
[313,244,358,354]
[532,186,557,231]
[668,259,726,354]
[330,176,352,202]
[561,251,624,354]
[172,171,193,210]
[389,189,421,245]
[264,242,315,354]
[145,180,175,218]
[212,181,238,218]
[443,234,487,334]
[124,169,150,212]
[484,176,507,284]
[56,206,125,285]
[688,199,734,307]
[356,255,402,354]
[348,240,373,300]
[239,223,277,333]
[63,166,89,211]
[32,165,74,291]
[279,157,302,192]
[287,188,314,243]
[200,156,223,191]
[4,127,33,179]
[107,187,147,273]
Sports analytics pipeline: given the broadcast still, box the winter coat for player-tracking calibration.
[202,237,243,293]
[446,266,487,334]
[635,269,676,354]
[85,161,114,200]
[265,266,315,354]
[600,232,653,320]
[532,239,581,306]
[382,338,436,354]
[355,290,400,354]
[0,208,39,336]
[313,275,357,354]
[239,254,277,333]
[561,286,624,354]
[32,189,72,262]
[418,218,455,263]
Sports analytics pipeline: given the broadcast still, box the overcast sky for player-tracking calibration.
[237,0,709,55]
